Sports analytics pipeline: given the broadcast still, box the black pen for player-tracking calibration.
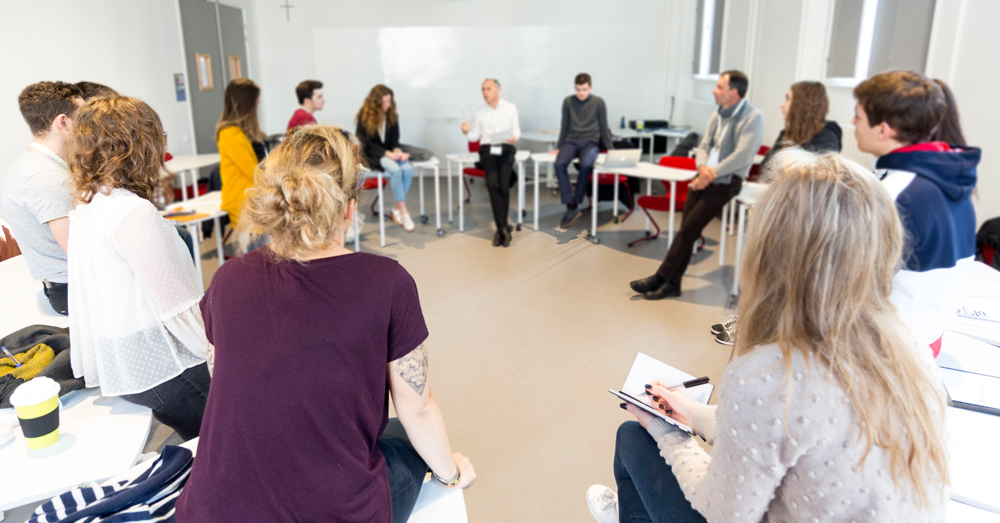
[642,376,709,395]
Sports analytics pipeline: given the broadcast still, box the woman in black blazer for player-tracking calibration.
[356,84,415,232]
[760,81,842,175]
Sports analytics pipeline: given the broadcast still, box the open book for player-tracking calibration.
[609,352,715,434]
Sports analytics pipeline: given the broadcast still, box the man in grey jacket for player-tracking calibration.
[630,70,764,300]
[553,73,615,228]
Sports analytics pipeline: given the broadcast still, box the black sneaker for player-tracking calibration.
[711,314,738,336]
[715,323,736,346]
[630,274,665,293]
[492,231,503,247]
[559,207,583,229]
[501,228,512,247]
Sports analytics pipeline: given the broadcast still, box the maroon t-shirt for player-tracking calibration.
[176,250,428,523]
[287,108,317,133]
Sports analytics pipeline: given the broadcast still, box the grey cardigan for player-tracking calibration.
[695,100,765,185]
[647,343,946,523]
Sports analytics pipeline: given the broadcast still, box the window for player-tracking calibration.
[693,0,725,77]
[827,0,937,83]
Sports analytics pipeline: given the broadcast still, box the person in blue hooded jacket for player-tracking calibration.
[853,70,980,356]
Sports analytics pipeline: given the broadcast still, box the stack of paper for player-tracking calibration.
[938,331,1000,415]
[609,352,714,434]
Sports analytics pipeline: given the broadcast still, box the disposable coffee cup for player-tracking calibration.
[10,377,61,449]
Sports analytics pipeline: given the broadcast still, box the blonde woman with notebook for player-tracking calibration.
[587,149,948,523]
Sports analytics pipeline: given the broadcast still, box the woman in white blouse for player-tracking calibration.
[67,96,210,441]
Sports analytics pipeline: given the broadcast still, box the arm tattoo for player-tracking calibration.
[395,343,428,395]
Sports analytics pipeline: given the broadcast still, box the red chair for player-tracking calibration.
[461,141,485,203]
[628,156,697,248]
[363,177,389,217]
[746,144,772,182]
[587,150,635,223]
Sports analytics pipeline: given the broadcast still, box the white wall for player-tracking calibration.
[0,0,196,219]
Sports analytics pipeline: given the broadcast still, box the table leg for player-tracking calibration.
[418,167,425,219]
[179,169,188,202]
[612,175,619,220]
[534,161,540,230]
[733,204,747,296]
[434,165,443,236]
[447,160,454,223]
[353,209,360,253]
[459,162,465,233]
[590,168,599,243]
[728,200,736,236]
[645,178,652,232]
[719,202,727,266]
[378,171,386,247]
[214,216,224,267]
[517,161,524,231]
[188,223,203,290]
[668,181,676,246]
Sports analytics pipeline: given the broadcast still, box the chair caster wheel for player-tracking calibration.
[522,209,527,217]
[420,215,429,224]
[469,179,474,184]
[592,237,601,244]
[645,230,651,236]
[437,229,445,237]
[613,218,620,224]
[516,224,521,232]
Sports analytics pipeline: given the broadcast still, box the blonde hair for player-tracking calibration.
[241,126,362,260]
[734,149,948,506]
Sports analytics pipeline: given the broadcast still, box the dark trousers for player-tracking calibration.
[378,418,431,523]
[42,281,68,316]
[555,140,600,205]
[655,177,743,285]
[121,363,211,441]
[478,144,517,231]
[614,421,706,523]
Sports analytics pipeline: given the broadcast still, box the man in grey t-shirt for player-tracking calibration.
[2,81,84,315]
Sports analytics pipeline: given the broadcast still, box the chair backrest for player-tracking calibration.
[758,145,771,155]
[467,141,481,153]
[658,156,697,170]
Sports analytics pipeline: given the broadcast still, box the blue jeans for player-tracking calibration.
[555,140,600,205]
[378,418,430,523]
[380,157,414,204]
[614,421,706,523]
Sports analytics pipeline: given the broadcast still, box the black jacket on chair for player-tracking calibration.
[356,119,401,172]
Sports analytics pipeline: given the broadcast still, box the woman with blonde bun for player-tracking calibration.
[177,126,475,523]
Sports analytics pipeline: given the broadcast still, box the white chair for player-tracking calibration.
[730,182,768,295]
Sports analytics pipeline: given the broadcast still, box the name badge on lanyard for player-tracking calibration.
[490,145,502,156]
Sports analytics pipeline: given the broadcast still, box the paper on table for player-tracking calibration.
[956,298,1000,330]
[610,352,714,434]
[940,367,1000,414]
[938,330,1000,378]
[488,130,512,144]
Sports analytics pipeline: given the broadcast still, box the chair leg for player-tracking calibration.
[463,176,472,204]
[628,208,661,247]
[618,182,634,223]
[370,192,380,216]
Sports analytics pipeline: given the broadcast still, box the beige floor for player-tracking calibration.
[6,179,741,522]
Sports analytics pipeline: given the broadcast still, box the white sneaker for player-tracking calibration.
[345,214,365,244]
[402,211,416,233]
[586,484,618,523]
[391,209,405,228]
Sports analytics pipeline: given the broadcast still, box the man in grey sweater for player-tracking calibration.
[630,70,764,300]
[553,73,615,228]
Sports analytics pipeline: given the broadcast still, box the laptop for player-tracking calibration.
[601,148,641,168]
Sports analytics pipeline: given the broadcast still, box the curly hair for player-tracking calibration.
[18,81,83,136]
[241,126,363,261]
[784,81,829,145]
[356,84,397,137]
[69,96,165,205]
[216,78,267,142]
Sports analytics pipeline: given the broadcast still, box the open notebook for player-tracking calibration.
[609,352,715,434]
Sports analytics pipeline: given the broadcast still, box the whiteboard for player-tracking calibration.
[312,25,669,155]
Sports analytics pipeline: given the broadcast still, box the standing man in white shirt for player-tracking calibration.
[2,81,85,315]
[460,78,521,247]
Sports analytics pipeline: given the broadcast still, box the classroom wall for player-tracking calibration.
[0,0,196,220]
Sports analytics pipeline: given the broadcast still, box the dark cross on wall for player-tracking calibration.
[280,0,294,21]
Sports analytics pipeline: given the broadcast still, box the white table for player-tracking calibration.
[164,191,228,289]
[947,406,1000,515]
[589,162,698,245]
[730,182,767,295]
[412,158,444,236]
[164,154,220,202]
[444,150,531,233]
[0,256,70,336]
[520,131,560,189]
[0,385,152,513]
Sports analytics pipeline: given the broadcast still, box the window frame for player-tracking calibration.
[693,0,724,80]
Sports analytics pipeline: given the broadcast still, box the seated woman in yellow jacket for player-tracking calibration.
[216,78,267,229]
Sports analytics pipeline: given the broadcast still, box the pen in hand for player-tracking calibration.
[1,346,22,368]
[641,376,710,395]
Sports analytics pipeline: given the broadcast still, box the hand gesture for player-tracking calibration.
[460,121,471,134]
[691,165,717,191]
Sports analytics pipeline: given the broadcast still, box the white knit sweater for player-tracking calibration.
[646,343,946,523]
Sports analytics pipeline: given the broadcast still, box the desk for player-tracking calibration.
[589,162,698,245]
[164,154,220,202]
[445,151,530,233]
[164,191,228,289]
[0,256,69,336]
[0,387,152,513]
[520,131,559,189]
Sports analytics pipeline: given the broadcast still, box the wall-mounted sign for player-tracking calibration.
[196,53,214,91]
[174,73,187,102]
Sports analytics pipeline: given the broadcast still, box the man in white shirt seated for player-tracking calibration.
[460,78,522,247]
[2,81,85,315]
